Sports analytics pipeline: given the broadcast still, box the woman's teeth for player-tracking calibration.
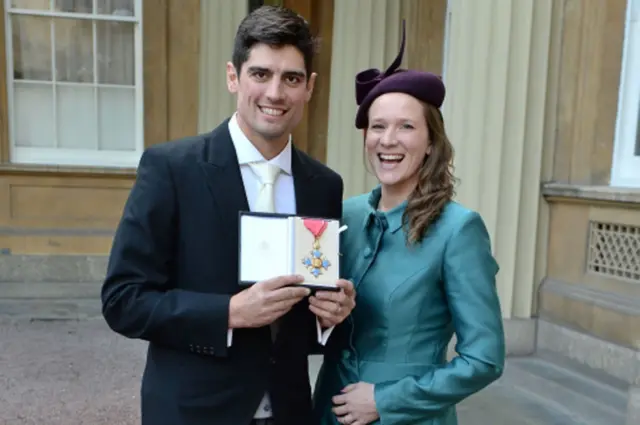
[379,154,404,162]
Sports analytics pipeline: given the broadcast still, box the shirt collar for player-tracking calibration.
[228,113,292,174]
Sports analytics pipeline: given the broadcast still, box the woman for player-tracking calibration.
[312,23,505,425]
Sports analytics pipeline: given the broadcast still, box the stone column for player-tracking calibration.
[197,1,247,133]
[442,0,553,330]
[325,0,402,198]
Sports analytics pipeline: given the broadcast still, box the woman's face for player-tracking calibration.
[365,92,431,192]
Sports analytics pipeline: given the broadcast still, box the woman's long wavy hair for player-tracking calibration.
[404,102,457,245]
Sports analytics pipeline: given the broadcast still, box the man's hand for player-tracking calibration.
[228,275,309,328]
[308,279,355,328]
[332,382,379,425]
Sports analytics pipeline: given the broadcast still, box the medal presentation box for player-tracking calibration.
[238,211,340,291]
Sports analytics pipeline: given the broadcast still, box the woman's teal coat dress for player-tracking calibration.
[313,187,505,425]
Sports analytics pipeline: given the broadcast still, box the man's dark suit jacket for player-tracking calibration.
[101,118,344,425]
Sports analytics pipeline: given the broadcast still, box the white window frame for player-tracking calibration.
[611,0,640,187]
[3,0,144,168]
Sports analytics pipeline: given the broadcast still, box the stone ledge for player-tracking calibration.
[541,277,640,316]
[0,163,136,178]
[542,182,640,205]
[542,183,640,208]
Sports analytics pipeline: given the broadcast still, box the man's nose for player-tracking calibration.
[265,79,284,101]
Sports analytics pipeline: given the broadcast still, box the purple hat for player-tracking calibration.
[354,20,446,129]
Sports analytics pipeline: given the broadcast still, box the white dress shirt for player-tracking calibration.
[225,113,335,417]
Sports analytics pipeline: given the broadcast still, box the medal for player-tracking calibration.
[301,218,331,277]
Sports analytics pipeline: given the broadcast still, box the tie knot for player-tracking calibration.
[250,162,281,185]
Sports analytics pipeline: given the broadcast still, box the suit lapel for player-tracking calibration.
[291,147,317,217]
[199,119,249,238]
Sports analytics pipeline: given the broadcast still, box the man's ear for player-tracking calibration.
[226,62,239,93]
[305,72,318,102]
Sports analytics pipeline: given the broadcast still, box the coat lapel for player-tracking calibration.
[291,147,318,217]
[199,119,249,238]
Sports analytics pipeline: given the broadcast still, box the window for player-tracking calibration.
[4,0,143,168]
[611,0,640,187]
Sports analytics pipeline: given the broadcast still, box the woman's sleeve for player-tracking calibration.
[373,211,505,424]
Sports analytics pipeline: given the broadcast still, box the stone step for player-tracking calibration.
[0,298,102,320]
[0,254,108,283]
[0,281,104,320]
[0,282,101,298]
[505,350,628,425]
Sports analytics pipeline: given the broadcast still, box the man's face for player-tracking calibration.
[226,43,316,155]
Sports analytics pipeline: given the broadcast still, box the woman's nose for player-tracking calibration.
[380,131,397,146]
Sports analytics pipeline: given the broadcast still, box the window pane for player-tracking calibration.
[11,0,50,10]
[98,87,135,151]
[13,82,55,147]
[97,0,135,16]
[57,85,96,149]
[12,15,52,81]
[54,0,92,14]
[96,21,134,85]
[54,18,94,83]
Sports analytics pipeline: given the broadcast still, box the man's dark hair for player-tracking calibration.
[232,5,318,79]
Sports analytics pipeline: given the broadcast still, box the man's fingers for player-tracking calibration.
[269,296,306,313]
[269,286,311,302]
[309,297,339,313]
[309,304,336,322]
[259,304,294,326]
[312,290,342,303]
[260,274,305,290]
[336,279,355,295]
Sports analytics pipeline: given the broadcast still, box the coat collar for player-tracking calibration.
[362,185,406,234]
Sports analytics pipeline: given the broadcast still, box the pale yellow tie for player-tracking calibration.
[248,161,282,343]
[249,162,281,213]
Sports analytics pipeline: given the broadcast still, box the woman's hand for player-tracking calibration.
[331,382,380,425]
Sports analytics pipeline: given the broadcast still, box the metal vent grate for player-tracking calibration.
[587,221,640,282]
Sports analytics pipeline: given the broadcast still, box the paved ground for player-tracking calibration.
[0,318,581,425]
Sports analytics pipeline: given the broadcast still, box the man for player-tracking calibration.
[101,6,355,425]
